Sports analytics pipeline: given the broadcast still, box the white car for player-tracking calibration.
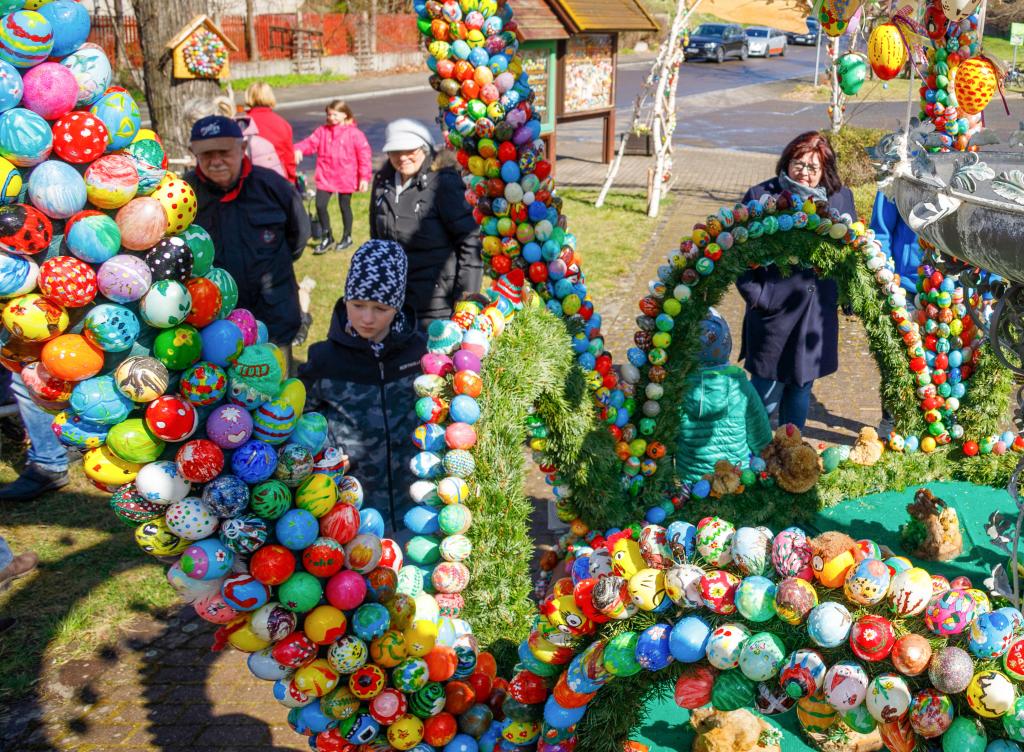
[745,27,788,57]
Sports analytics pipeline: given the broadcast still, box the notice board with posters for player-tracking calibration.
[520,40,557,134]
[559,33,615,116]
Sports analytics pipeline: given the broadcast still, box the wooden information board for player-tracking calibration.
[560,33,614,115]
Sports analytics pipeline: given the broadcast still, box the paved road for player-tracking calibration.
[281,45,822,153]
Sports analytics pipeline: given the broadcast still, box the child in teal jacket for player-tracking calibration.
[676,309,773,483]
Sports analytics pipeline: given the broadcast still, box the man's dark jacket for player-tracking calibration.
[370,158,482,324]
[186,160,310,344]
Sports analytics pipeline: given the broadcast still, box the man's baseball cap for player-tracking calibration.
[190,115,243,153]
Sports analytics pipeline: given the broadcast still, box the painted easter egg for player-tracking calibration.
[60,43,111,107]
[108,482,164,525]
[823,660,870,711]
[737,632,785,682]
[38,255,96,307]
[877,715,917,752]
[755,681,797,715]
[0,60,21,112]
[796,692,837,734]
[20,61,76,120]
[942,716,988,752]
[65,211,120,264]
[37,0,90,58]
[0,11,53,68]
[778,648,827,700]
[774,576,818,625]
[698,569,739,615]
[152,176,196,234]
[664,563,705,608]
[865,673,912,723]
[86,153,139,209]
[673,665,717,709]
[925,589,976,636]
[711,669,754,711]
[730,526,772,576]
[843,557,891,606]
[928,646,974,693]
[0,107,50,166]
[90,87,140,150]
[849,614,895,662]
[889,567,932,616]
[891,634,932,676]
[140,279,191,328]
[146,236,192,282]
[1004,695,1024,741]
[842,704,877,734]
[955,57,998,115]
[966,670,1016,718]
[771,526,813,580]
[97,254,151,303]
[705,623,749,670]
[121,137,166,195]
[69,374,132,425]
[165,497,218,541]
[807,601,852,648]
[116,195,166,249]
[734,575,776,622]
[0,251,33,297]
[969,610,1015,660]
[908,688,954,738]
[867,23,905,80]
[696,516,734,566]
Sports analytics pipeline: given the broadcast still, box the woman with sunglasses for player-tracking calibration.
[735,131,856,430]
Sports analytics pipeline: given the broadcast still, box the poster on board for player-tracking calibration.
[520,44,553,126]
[562,33,614,115]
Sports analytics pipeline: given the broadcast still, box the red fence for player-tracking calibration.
[87,13,421,66]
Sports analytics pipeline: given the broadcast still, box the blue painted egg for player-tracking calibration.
[807,601,852,648]
[449,394,480,424]
[666,520,696,558]
[410,451,443,479]
[69,373,132,425]
[352,602,390,642]
[179,361,227,407]
[635,622,673,671]
[275,508,319,550]
[82,303,139,353]
[60,43,111,107]
[89,88,139,150]
[231,439,278,483]
[731,527,773,575]
[0,250,33,295]
[201,473,250,518]
[180,537,234,581]
[969,610,1014,659]
[121,137,166,195]
[0,11,52,68]
[412,422,446,452]
[37,0,90,58]
[668,616,711,663]
[66,211,121,264]
[289,412,328,455]
[251,398,297,445]
[0,60,20,111]
[27,159,85,219]
[51,409,107,449]
[0,106,50,166]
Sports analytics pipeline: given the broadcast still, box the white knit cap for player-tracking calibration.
[382,118,435,153]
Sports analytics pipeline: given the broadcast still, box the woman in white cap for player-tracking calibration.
[369,118,482,325]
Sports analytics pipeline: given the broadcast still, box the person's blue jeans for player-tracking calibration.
[0,535,12,570]
[11,373,68,472]
[750,376,814,430]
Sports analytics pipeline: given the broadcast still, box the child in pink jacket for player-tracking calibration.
[294,100,372,255]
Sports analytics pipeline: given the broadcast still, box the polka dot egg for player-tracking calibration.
[165,496,218,540]
[153,176,197,234]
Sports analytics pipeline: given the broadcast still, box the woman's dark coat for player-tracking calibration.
[736,177,857,386]
[370,158,482,324]
[298,300,426,531]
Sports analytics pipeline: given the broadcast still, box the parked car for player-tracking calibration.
[745,26,788,57]
[684,23,749,63]
[787,18,820,45]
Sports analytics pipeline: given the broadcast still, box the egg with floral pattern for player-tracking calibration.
[705,623,750,670]
[696,517,734,567]
[771,527,813,580]
[699,569,739,615]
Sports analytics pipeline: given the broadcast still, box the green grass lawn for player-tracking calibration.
[983,34,1019,66]
[0,186,666,701]
[225,71,351,93]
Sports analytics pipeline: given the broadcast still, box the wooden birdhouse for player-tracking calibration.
[166,14,238,81]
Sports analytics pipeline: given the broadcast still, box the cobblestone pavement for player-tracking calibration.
[1,139,885,752]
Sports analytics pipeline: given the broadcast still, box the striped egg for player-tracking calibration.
[439,533,472,562]
[252,398,298,445]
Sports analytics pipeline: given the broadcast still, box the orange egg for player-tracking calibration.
[444,680,476,715]
[475,651,497,679]
[424,645,458,682]
[41,333,104,381]
[954,57,998,115]
[453,370,482,397]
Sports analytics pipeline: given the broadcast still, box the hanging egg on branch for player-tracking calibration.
[954,56,1000,115]
[868,23,907,81]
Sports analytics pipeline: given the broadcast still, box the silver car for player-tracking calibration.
[745,26,788,57]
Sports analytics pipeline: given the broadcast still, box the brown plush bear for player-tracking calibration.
[706,460,744,498]
[849,427,885,466]
[761,423,821,493]
[690,706,782,752]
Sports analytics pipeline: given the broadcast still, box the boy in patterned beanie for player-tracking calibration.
[299,240,426,534]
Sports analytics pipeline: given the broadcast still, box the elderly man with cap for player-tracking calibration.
[299,239,426,534]
[185,115,310,368]
[370,118,482,325]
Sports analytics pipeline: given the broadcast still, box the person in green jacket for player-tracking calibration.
[676,308,773,483]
